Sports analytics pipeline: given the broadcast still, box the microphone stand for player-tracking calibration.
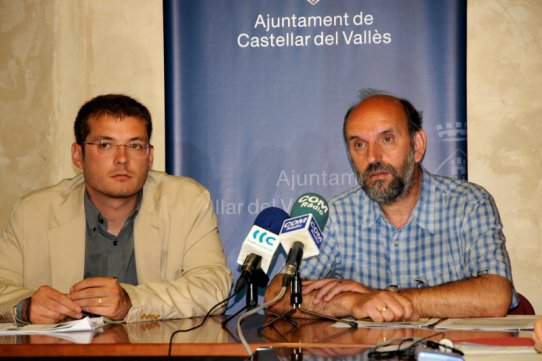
[260,269,358,330]
[222,267,269,327]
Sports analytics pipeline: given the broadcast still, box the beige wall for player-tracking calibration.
[0,0,165,229]
[468,0,542,312]
[0,0,540,312]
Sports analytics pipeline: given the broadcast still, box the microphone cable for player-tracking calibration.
[367,332,464,360]
[236,285,287,357]
[167,291,236,359]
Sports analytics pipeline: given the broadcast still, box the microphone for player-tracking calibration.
[279,193,329,286]
[234,207,290,293]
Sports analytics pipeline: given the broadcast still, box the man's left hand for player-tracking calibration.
[349,291,419,322]
[69,277,132,321]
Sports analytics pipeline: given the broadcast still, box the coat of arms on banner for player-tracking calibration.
[307,0,319,5]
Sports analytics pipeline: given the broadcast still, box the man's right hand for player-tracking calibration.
[26,285,83,324]
[264,275,419,322]
[302,278,418,322]
[302,278,373,302]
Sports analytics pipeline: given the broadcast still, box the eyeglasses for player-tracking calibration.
[81,141,153,157]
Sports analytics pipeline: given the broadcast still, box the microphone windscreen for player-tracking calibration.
[253,207,290,234]
[289,193,329,230]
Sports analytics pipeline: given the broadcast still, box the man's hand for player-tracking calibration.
[302,278,373,303]
[27,285,83,324]
[533,318,542,352]
[265,275,418,322]
[69,277,132,321]
[348,291,419,322]
[301,278,418,322]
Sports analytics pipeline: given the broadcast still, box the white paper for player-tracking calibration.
[0,317,104,335]
[456,343,538,356]
[434,315,538,331]
[333,317,440,328]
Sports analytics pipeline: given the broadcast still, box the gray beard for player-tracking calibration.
[359,149,416,204]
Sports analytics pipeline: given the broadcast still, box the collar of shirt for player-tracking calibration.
[84,191,143,234]
[359,167,438,234]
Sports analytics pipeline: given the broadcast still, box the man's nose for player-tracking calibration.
[366,143,382,164]
[113,144,130,163]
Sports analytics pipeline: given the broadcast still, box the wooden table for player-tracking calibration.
[0,315,534,359]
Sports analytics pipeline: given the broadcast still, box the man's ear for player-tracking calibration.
[147,145,154,169]
[413,129,427,163]
[72,143,83,169]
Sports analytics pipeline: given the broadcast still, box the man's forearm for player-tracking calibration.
[402,274,512,318]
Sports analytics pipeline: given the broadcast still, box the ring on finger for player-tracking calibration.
[98,297,103,306]
[379,305,388,313]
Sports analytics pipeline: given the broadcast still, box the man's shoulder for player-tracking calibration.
[19,173,85,204]
[329,185,364,207]
[424,170,492,202]
[10,174,85,221]
[145,170,210,198]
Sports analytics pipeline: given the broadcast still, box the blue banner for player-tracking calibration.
[164,0,466,312]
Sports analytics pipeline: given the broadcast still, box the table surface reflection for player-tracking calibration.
[0,314,534,358]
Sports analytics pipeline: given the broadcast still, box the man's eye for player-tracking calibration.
[353,142,365,149]
[98,142,113,150]
[129,143,144,151]
[383,136,394,143]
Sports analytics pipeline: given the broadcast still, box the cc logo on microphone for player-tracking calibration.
[252,229,276,246]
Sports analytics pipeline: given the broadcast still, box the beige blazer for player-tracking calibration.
[0,170,232,323]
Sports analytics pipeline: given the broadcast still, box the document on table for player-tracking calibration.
[333,317,440,328]
[434,315,538,331]
[0,316,104,335]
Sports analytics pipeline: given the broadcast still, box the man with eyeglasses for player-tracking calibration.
[0,94,232,324]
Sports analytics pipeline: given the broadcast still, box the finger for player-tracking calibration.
[385,293,418,321]
[32,287,82,321]
[362,294,402,322]
[322,282,355,302]
[75,295,107,309]
[376,294,411,321]
[302,279,333,294]
[313,280,343,303]
[80,287,131,320]
[71,276,116,292]
[31,302,72,324]
[395,295,417,320]
[70,287,101,302]
[30,299,80,324]
[81,300,108,316]
[366,305,386,323]
[70,277,120,302]
[380,305,402,322]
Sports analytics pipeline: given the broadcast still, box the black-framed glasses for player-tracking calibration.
[81,141,153,157]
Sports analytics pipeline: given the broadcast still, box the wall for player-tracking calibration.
[468,0,542,312]
[0,0,540,312]
[0,0,165,231]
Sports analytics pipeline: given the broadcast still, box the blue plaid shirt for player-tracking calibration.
[301,168,517,307]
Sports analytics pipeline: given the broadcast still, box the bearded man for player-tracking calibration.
[265,90,516,322]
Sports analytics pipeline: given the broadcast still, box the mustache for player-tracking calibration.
[362,162,398,177]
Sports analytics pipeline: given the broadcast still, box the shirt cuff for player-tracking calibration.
[13,298,29,325]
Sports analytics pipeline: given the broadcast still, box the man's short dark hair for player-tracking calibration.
[74,94,153,144]
[343,89,423,141]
